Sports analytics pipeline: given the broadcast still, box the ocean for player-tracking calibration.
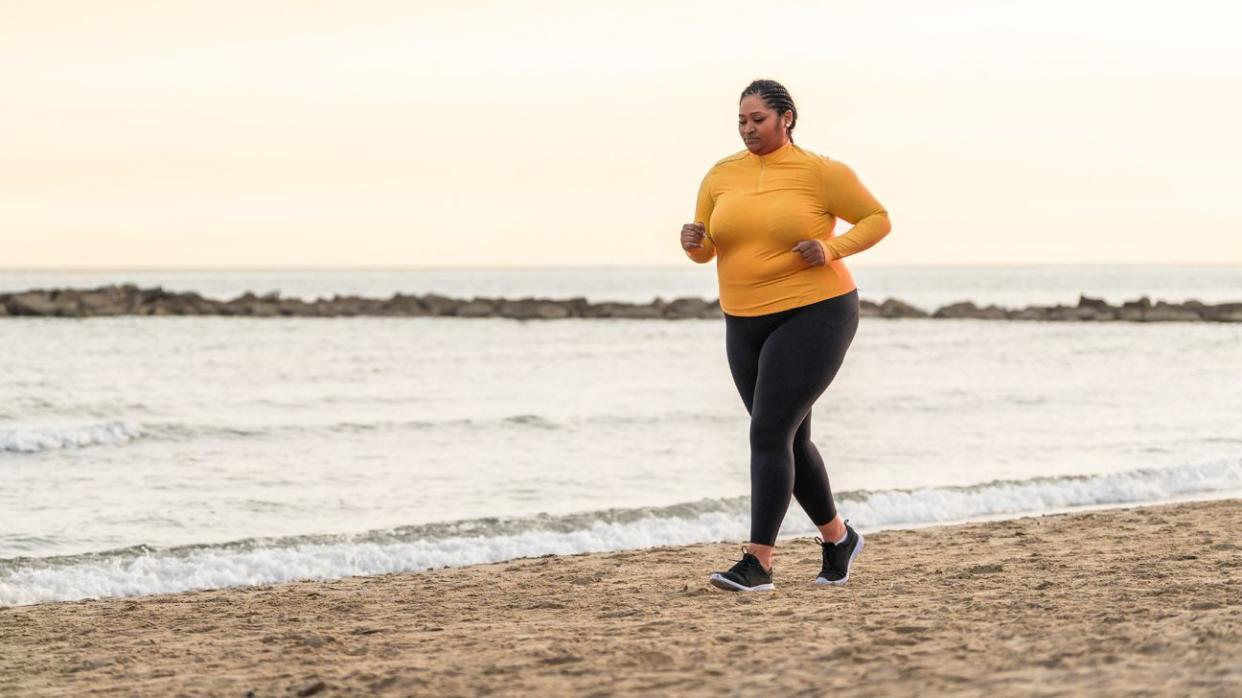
[2,266,1240,606]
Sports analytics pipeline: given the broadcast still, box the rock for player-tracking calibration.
[1077,294,1111,310]
[564,296,593,317]
[379,293,430,317]
[313,296,363,317]
[609,303,665,319]
[933,301,980,319]
[930,301,1013,320]
[246,302,280,317]
[1146,302,1201,322]
[166,295,202,313]
[497,298,572,320]
[858,299,881,318]
[77,288,134,316]
[879,298,929,319]
[1119,296,1152,321]
[1200,302,1242,322]
[419,294,461,317]
[139,287,173,305]
[663,297,720,319]
[457,299,498,318]
[1007,306,1049,321]
[223,292,281,317]
[5,291,65,316]
[585,302,663,319]
[976,305,1008,320]
[1091,306,1119,321]
[330,295,382,316]
[275,299,313,316]
[1070,306,1102,321]
[1044,305,1079,322]
[575,301,611,319]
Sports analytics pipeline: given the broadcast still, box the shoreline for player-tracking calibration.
[6,481,1239,608]
[4,498,1238,696]
[3,284,1241,321]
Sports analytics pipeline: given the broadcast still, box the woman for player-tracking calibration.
[681,79,891,592]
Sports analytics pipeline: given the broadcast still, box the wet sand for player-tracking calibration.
[3,499,1239,696]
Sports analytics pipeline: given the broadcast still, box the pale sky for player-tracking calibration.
[3,0,1241,268]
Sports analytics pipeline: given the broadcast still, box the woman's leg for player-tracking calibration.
[724,308,783,413]
[747,294,859,551]
[734,409,851,567]
[723,312,777,569]
[791,411,835,524]
[792,412,849,542]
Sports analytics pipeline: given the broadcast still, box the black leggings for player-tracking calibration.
[724,290,860,546]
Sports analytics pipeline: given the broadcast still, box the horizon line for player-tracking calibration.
[5,262,1242,273]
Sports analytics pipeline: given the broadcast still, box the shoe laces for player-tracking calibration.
[730,546,753,567]
[731,546,768,574]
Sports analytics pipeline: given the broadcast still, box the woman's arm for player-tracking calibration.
[685,170,718,264]
[820,159,891,260]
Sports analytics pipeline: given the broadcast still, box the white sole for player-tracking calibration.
[815,532,864,586]
[708,573,775,592]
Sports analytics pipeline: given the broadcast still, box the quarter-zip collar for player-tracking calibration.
[748,140,794,165]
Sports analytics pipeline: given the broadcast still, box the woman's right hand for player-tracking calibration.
[681,222,707,250]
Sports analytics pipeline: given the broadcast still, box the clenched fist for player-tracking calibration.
[681,222,707,250]
[792,239,829,266]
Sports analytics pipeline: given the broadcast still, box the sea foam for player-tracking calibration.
[1,459,1238,606]
[0,421,143,454]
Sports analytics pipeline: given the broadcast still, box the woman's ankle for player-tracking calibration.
[745,542,775,572]
[817,516,847,544]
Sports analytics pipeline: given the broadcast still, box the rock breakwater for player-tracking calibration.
[1,285,1239,322]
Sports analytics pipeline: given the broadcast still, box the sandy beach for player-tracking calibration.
[3,498,1239,696]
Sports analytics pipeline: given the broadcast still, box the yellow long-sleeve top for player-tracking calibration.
[686,141,891,316]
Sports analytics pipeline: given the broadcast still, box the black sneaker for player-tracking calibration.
[815,522,864,585]
[708,548,775,592]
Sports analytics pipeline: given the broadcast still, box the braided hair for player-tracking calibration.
[740,79,798,143]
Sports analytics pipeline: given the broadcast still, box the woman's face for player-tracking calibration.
[738,94,790,155]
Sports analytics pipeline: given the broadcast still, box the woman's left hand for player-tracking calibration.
[792,240,829,267]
